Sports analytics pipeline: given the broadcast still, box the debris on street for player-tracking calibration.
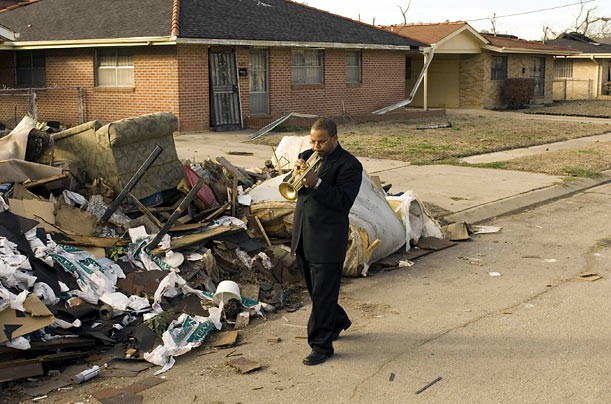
[0,113,458,399]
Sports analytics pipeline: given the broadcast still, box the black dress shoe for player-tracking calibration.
[303,350,331,366]
[331,319,352,341]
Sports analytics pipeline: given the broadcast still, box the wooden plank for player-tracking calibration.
[0,360,43,383]
[253,215,272,247]
[215,156,251,185]
[128,192,163,229]
[24,173,69,189]
[58,235,122,248]
[151,225,242,254]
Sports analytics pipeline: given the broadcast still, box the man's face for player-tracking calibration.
[309,128,338,157]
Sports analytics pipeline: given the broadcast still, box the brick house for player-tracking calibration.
[383,22,578,109]
[546,32,611,100]
[0,0,423,132]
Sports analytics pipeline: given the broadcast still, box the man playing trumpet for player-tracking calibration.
[290,117,363,365]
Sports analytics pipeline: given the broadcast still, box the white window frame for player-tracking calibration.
[345,50,362,84]
[96,48,134,87]
[291,49,324,85]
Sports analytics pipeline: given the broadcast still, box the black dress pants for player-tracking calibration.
[296,245,349,355]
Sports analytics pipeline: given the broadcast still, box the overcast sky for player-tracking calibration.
[299,0,610,40]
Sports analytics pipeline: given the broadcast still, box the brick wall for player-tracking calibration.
[177,45,209,132]
[481,52,555,108]
[459,54,485,108]
[2,45,410,131]
[239,47,407,128]
[0,47,181,128]
[553,59,598,100]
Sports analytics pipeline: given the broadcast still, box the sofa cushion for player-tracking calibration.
[96,112,178,149]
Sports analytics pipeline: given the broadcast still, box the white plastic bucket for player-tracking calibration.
[213,280,241,305]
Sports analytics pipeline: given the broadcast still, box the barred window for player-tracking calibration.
[96,48,134,87]
[345,50,361,83]
[554,59,573,78]
[491,56,507,81]
[15,51,45,87]
[405,57,412,80]
[291,49,323,84]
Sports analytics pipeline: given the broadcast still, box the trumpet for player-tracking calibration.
[278,151,321,200]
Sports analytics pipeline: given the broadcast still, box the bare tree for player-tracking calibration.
[569,0,610,38]
[398,1,411,25]
[489,13,497,36]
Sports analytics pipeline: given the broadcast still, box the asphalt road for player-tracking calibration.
[133,184,611,403]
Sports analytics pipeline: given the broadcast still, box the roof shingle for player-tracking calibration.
[0,0,423,47]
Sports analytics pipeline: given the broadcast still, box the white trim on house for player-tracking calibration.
[0,23,14,41]
[433,24,488,49]
[0,36,422,52]
[483,45,577,56]
[176,37,420,51]
[0,36,176,50]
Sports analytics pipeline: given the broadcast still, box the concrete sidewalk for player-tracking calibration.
[174,131,611,224]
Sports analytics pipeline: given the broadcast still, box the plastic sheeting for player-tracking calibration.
[250,135,443,277]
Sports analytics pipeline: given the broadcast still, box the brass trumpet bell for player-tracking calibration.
[278,151,320,200]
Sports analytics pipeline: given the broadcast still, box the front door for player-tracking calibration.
[531,57,546,97]
[209,49,242,131]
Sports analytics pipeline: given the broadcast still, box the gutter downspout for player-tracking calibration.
[423,48,430,111]
[372,46,435,114]
[590,55,600,98]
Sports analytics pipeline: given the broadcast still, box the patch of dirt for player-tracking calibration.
[525,100,611,118]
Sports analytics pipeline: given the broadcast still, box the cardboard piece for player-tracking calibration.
[9,198,56,232]
[55,204,97,236]
[226,357,262,374]
[416,236,457,251]
[0,159,63,183]
[0,295,55,343]
[442,222,472,241]
[204,330,239,348]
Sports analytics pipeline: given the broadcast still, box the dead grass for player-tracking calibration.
[473,141,611,177]
[255,110,611,165]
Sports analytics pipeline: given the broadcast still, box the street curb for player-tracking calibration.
[442,174,611,224]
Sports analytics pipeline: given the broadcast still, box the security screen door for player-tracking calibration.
[209,49,242,130]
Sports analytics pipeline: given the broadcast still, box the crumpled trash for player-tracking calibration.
[144,313,216,374]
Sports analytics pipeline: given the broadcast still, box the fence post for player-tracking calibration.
[78,87,85,123]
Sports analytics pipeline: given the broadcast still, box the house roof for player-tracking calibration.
[384,21,474,45]
[482,33,575,54]
[546,32,611,55]
[382,22,577,56]
[0,0,424,49]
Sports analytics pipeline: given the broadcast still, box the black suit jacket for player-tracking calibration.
[291,143,362,263]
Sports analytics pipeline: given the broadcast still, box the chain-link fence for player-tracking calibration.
[0,87,84,128]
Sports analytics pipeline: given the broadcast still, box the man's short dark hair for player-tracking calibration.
[311,118,337,137]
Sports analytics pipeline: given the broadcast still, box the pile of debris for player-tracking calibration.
[0,112,304,395]
[0,111,454,399]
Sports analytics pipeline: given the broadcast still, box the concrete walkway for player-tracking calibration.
[174,130,611,225]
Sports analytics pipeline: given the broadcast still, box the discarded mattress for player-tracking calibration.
[250,136,443,276]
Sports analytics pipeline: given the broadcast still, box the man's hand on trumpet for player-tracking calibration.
[293,158,319,188]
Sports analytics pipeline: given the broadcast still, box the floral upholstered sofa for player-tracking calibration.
[51,112,184,199]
